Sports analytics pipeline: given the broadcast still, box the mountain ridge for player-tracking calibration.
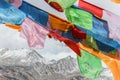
[0,48,113,80]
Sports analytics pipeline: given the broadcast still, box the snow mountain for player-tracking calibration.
[0,48,113,80]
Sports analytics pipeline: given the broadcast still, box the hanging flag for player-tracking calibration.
[5,23,21,32]
[62,25,86,42]
[106,50,119,59]
[62,29,83,43]
[45,19,62,35]
[49,14,74,31]
[83,34,116,53]
[65,7,93,30]
[72,26,86,39]
[19,1,49,26]
[77,49,102,79]
[44,0,77,12]
[111,0,120,3]
[45,0,63,12]
[75,16,120,49]
[83,0,120,16]
[0,0,26,24]
[78,0,103,18]
[96,39,115,52]
[84,34,98,50]
[20,17,49,48]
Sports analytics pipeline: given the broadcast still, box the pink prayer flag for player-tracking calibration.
[20,17,49,48]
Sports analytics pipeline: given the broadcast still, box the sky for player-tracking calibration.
[0,23,76,60]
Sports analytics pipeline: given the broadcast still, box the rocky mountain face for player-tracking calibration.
[0,49,113,80]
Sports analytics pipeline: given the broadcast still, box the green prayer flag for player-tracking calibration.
[65,7,93,30]
[77,49,102,79]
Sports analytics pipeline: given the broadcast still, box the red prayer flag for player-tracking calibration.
[78,0,103,18]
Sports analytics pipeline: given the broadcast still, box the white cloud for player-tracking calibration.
[35,38,77,60]
[0,24,28,49]
[0,24,76,60]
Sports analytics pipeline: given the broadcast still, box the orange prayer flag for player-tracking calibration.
[5,23,21,32]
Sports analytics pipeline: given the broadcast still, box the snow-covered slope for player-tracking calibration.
[0,48,113,80]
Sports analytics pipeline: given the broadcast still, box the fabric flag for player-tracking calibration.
[49,14,74,31]
[76,17,120,49]
[45,0,63,12]
[19,1,49,26]
[77,49,102,79]
[72,27,86,39]
[20,17,49,48]
[8,0,22,8]
[78,43,120,80]
[84,34,116,53]
[78,0,103,18]
[62,25,86,42]
[96,39,115,52]
[5,23,21,32]
[83,34,118,59]
[106,50,120,60]
[49,31,81,56]
[65,6,120,48]
[65,7,93,30]
[62,25,85,42]
[44,0,77,12]
[111,0,120,3]
[88,17,115,52]
[92,16,109,38]
[45,19,62,35]
[0,0,26,24]
[62,29,82,43]
[78,1,120,47]
[84,34,98,50]
[102,10,120,43]
[118,50,120,59]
